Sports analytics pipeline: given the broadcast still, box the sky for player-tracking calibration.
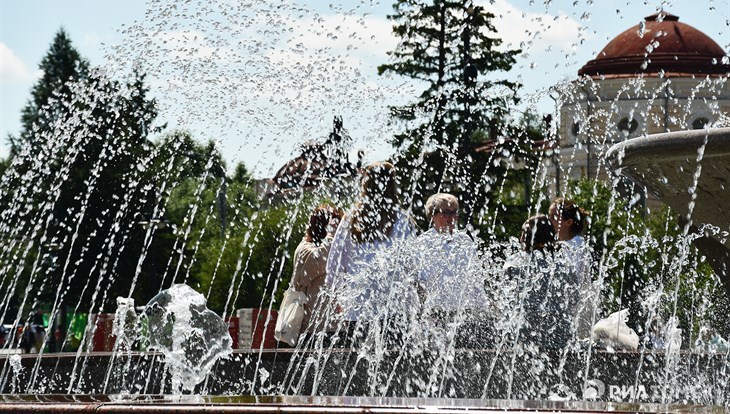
[1,0,728,178]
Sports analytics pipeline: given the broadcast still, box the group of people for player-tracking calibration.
[285,161,593,350]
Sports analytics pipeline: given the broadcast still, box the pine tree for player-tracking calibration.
[378,0,523,224]
[0,30,162,345]
[9,28,90,156]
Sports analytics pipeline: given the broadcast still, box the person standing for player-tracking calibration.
[326,161,418,340]
[514,215,579,350]
[548,197,594,341]
[548,197,591,275]
[291,204,342,344]
[415,194,487,346]
[548,197,590,249]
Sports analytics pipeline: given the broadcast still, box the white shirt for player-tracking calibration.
[561,234,595,339]
[416,228,486,311]
[563,234,589,283]
[325,209,418,321]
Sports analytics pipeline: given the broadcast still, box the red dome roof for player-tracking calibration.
[579,12,729,78]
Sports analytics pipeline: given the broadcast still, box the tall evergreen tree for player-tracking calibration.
[0,30,162,348]
[8,28,90,156]
[378,0,524,225]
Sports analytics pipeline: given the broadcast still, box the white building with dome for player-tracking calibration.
[549,12,730,198]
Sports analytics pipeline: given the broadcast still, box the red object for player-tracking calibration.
[579,12,729,78]
[236,309,278,349]
[226,316,239,349]
[91,314,116,352]
[252,309,278,349]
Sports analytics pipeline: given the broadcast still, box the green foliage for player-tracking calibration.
[42,71,160,311]
[473,110,547,242]
[379,0,524,224]
[143,137,327,317]
[562,178,724,341]
[198,204,306,315]
[0,30,161,325]
[189,193,322,316]
[126,131,235,308]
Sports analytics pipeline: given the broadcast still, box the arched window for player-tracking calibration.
[571,121,581,137]
[617,117,639,137]
[692,117,710,130]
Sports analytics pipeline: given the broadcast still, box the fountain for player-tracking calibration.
[606,128,730,295]
[0,1,729,413]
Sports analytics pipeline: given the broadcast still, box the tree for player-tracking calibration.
[378,0,522,224]
[8,28,89,157]
[143,131,229,301]
[478,110,546,240]
[194,200,307,315]
[0,31,161,351]
[562,178,726,344]
[38,70,160,312]
[169,158,312,316]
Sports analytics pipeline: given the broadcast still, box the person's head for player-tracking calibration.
[520,215,556,253]
[351,161,399,243]
[360,161,397,202]
[425,193,459,234]
[549,197,589,241]
[306,204,342,244]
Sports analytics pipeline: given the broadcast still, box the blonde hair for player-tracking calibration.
[425,193,459,220]
[350,161,399,243]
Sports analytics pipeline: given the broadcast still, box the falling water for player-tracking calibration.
[0,0,728,408]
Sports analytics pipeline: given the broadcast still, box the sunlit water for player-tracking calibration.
[0,0,728,407]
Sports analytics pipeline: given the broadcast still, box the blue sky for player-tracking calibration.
[1,1,728,177]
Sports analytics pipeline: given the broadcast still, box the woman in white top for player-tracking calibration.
[548,197,594,340]
[326,161,418,325]
[548,198,590,265]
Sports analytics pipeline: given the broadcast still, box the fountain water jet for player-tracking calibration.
[0,0,728,413]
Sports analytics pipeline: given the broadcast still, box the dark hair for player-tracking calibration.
[520,215,556,253]
[306,204,342,244]
[350,161,399,243]
[551,197,590,237]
